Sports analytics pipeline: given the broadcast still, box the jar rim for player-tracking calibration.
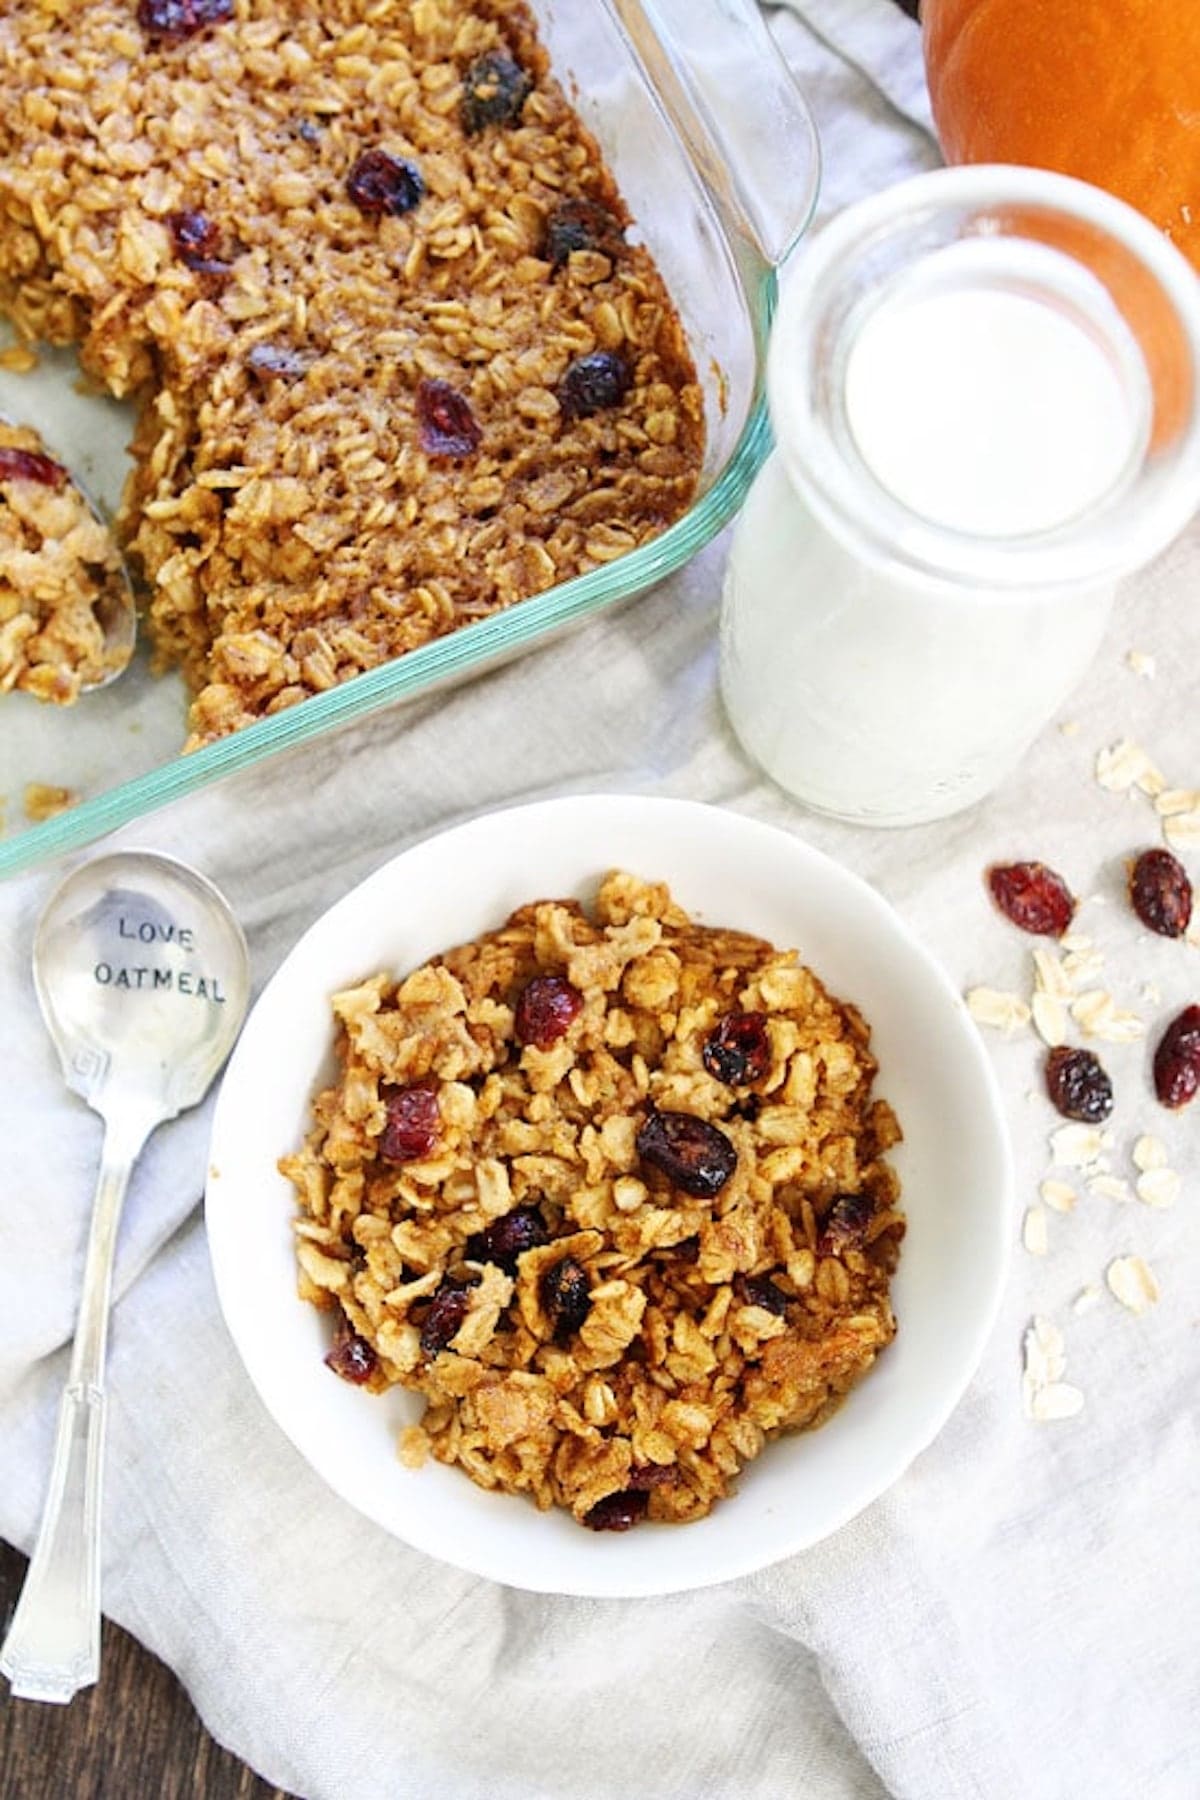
[769,165,1200,592]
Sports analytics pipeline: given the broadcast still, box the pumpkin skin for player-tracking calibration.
[922,0,1200,271]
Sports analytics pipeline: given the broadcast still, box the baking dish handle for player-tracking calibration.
[604,0,822,268]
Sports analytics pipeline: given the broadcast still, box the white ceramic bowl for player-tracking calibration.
[205,796,1012,1597]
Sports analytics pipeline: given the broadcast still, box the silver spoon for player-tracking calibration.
[0,851,250,1703]
[0,415,137,693]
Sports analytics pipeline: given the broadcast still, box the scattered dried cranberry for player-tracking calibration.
[1044,1046,1114,1124]
[168,209,230,275]
[416,378,482,459]
[636,1108,737,1200]
[346,149,425,218]
[420,1279,474,1356]
[514,974,583,1049]
[0,447,66,489]
[817,1193,874,1256]
[324,1318,378,1385]
[987,861,1076,937]
[461,53,531,134]
[733,1272,789,1316]
[558,352,632,421]
[1129,848,1193,939]
[378,1084,441,1163]
[138,0,234,41]
[246,343,310,382]
[540,1256,592,1338]
[1153,1004,1200,1111]
[543,198,622,270]
[583,1488,649,1532]
[465,1205,549,1273]
[702,1011,771,1087]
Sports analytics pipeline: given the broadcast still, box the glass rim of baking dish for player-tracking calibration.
[0,0,819,880]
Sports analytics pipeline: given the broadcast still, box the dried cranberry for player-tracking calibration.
[378,1084,441,1163]
[636,1108,737,1200]
[168,209,230,275]
[1045,1046,1114,1124]
[416,379,482,459]
[138,0,233,41]
[514,974,583,1049]
[1153,1004,1200,1110]
[346,149,425,218]
[420,1279,474,1356]
[817,1193,874,1256]
[543,198,622,270]
[465,1206,549,1273]
[1129,848,1193,939]
[702,1011,771,1087]
[461,53,531,134]
[558,352,632,421]
[627,1464,675,1492]
[540,1257,591,1338]
[733,1272,789,1316]
[324,1318,378,1385]
[583,1488,649,1532]
[0,447,66,489]
[986,862,1076,937]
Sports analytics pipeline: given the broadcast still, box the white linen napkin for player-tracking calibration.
[3,7,1198,1798]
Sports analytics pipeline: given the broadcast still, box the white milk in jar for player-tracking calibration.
[720,168,1200,825]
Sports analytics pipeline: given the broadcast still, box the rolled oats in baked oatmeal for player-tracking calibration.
[281,873,905,1530]
[0,1,703,743]
[0,423,128,704]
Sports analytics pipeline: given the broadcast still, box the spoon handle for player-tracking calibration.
[0,1120,146,1703]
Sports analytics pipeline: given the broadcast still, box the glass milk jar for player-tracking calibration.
[720,167,1200,826]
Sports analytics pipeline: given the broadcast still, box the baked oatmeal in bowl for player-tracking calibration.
[205,797,1012,1594]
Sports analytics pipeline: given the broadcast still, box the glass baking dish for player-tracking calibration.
[0,0,819,877]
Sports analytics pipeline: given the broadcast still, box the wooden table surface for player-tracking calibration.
[0,1541,296,1800]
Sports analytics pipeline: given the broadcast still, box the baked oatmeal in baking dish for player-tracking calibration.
[0,1,703,741]
[281,872,904,1531]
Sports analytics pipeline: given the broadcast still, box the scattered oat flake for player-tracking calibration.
[1141,981,1162,1006]
[1106,1256,1159,1315]
[1060,931,1093,953]
[1049,1122,1113,1169]
[1136,1167,1180,1209]
[1040,1178,1077,1213]
[1062,946,1105,988]
[1154,788,1200,817]
[23,782,77,823]
[1095,738,1165,795]
[1133,1134,1168,1172]
[1023,1316,1066,1387]
[1088,1173,1133,1204]
[966,987,1031,1033]
[1059,719,1081,737]
[1022,1206,1049,1255]
[1163,809,1200,851]
[1126,649,1156,678]
[0,342,37,373]
[1032,947,1072,999]
[1072,1285,1102,1315]
[1069,989,1145,1042]
[1031,1382,1086,1421]
[1031,991,1069,1047]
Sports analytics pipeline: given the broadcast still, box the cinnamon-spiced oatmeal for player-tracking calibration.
[281,872,904,1530]
[0,1,703,743]
[0,422,129,704]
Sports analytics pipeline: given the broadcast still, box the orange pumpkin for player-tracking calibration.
[922,0,1200,272]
